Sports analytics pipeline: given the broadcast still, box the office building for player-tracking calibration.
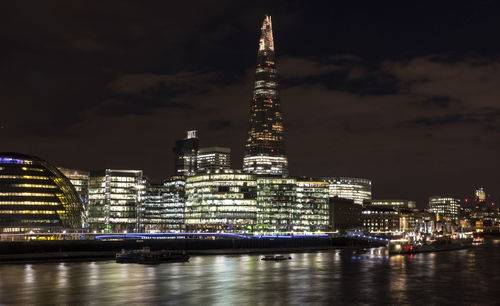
[173,130,198,176]
[366,199,416,209]
[185,169,257,233]
[323,177,371,205]
[0,152,83,233]
[329,197,362,233]
[162,176,186,232]
[361,206,400,233]
[428,196,460,222]
[88,169,145,233]
[58,167,90,227]
[197,147,231,173]
[294,180,330,232]
[243,15,288,176]
[256,176,296,234]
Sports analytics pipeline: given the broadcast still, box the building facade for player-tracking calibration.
[0,152,83,233]
[256,177,296,234]
[329,197,362,233]
[323,177,371,205]
[161,176,186,232]
[58,167,90,227]
[361,206,400,233]
[366,199,416,209]
[173,130,198,176]
[185,170,257,233]
[428,196,460,222]
[295,180,330,232]
[243,15,288,176]
[88,169,145,233]
[197,147,231,173]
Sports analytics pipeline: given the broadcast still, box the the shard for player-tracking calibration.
[243,15,288,176]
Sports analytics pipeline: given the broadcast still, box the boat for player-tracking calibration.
[388,235,472,255]
[472,236,484,245]
[261,255,291,261]
[116,247,189,264]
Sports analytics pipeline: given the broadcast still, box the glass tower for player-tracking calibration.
[243,15,288,176]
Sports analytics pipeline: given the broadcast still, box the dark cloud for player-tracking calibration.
[3,1,500,207]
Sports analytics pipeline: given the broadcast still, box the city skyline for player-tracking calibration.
[2,2,500,207]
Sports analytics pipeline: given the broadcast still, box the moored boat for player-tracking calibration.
[261,255,291,261]
[116,247,189,264]
[388,236,472,255]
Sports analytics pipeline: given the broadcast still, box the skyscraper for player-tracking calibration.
[173,130,198,176]
[243,15,288,176]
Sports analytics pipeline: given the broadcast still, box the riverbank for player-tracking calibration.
[0,237,384,263]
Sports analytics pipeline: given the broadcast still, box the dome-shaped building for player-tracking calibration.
[0,152,83,233]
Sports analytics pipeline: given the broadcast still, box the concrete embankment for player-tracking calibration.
[0,237,384,263]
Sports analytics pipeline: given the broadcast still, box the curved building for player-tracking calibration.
[323,177,372,205]
[0,152,83,233]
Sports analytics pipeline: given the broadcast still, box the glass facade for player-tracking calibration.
[323,177,372,205]
[0,153,83,233]
[428,196,460,222]
[256,177,296,234]
[140,177,185,233]
[185,170,257,233]
[88,169,145,233]
[197,147,231,173]
[173,130,198,176]
[295,181,330,232]
[243,15,288,176]
[57,167,89,227]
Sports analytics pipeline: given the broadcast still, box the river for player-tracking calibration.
[1,240,500,305]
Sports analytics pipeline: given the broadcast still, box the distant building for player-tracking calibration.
[428,196,460,222]
[294,180,330,232]
[173,130,198,176]
[196,147,231,173]
[243,15,288,176]
[475,187,486,203]
[328,197,362,233]
[58,167,90,227]
[323,177,371,205]
[365,199,416,209]
[88,169,145,233]
[185,169,256,233]
[0,152,83,233]
[361,206,400,233]
[255,177,296,234]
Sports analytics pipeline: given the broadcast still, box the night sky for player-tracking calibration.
[2,1,500,207]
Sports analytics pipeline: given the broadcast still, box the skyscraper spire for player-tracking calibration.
[243,15,288,176]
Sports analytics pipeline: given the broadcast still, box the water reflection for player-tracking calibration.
[0,244,499,304]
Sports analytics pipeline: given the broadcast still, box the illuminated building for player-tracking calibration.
[140,177,185,233]
[173,130,198,176]
[0,152,83,233]
[361,207,400,233]
[58,167,89,227]
[294,180,330,232]
[243,15,288,176]
[197,147,231,173]
[428,196,460,222]
[88,169,145,233]
[162,176,186,232]
[329,197,362,233]
[185,169,257,233]
[256,177,296,234]
[323,177,371,205]
[366,199,416,209]
[475,187,486,203]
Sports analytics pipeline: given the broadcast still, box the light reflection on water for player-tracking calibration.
[1,241,500,304]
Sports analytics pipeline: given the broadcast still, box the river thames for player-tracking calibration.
[1,240,500,305]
